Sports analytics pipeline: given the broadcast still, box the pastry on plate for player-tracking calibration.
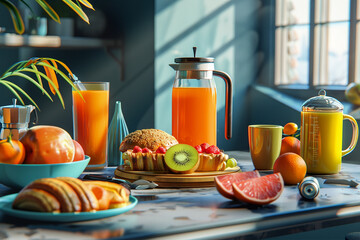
[120,129,178,171]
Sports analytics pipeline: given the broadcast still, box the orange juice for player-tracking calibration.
[73,89,109,167]
[300,111,343,174]
[172,87,216,146]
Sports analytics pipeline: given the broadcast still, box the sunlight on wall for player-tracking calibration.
[154,0,235,138]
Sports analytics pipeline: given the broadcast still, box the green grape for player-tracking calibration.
[226,158,237,168]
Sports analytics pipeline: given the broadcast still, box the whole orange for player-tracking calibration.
[21,125,75,164]
[0,135,25,164]
[280,136,300,155]
[283,122,298,135]
[273,152,307,185]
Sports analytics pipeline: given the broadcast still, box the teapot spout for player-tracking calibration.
[169,64,179,71]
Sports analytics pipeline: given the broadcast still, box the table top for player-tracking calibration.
[1,151,360,240]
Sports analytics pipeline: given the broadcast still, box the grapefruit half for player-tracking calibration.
[215,171,260,200]
[232,173,284,205]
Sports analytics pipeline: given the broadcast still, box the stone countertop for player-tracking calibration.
[1,151,360,239]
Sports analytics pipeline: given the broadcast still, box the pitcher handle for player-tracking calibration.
[342,114,359,157]
[213,70,232,140]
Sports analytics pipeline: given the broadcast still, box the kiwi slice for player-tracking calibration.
[164,144,199,174]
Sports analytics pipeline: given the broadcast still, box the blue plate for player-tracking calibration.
[0,194,138,222]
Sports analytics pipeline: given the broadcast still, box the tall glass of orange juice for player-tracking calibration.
[72,82,109,169]
[170,51,233,147]
[300,90,358,174]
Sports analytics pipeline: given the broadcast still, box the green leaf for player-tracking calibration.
[35,0,60,23]
[0,81,25,105]
[2,80,40,109]
[42,58,73,78]
[78,0,94,10]
[17,69,64,108]
[30,65,45,94]
[62,0,89,24]
[10,71,53,102]
[37,61,84,103]
[0,60,26,78]
[0,0,25,34]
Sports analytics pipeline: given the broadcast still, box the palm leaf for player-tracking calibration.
[0,0,24,34]
[62,0,89,24]
[37,61,84,102]
[18,68,65,108]
[0,81,25,105]
[30,65,45,94]
[78,0,94,10]
[42,60,58,95]
[43,58,73,78]
[2,80,40,109]
[10,71,53,102]
[35,0,60,23]
[1,60,27,78]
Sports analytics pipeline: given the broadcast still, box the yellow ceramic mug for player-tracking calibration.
[248,125,283,170]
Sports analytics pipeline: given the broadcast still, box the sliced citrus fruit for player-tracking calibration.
[214,171,260,200]
[232,173,284,205]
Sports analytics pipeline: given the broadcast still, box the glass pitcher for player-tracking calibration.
[300,90,359,174]
[170,48,233,146]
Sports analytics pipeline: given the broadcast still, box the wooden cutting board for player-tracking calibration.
[114,166,241,188]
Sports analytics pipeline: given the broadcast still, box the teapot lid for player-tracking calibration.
[0,99,35,124]
[302,89,343,112]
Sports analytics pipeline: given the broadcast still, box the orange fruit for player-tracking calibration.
[280,136,300,155]
[232,173,284,205]
[273,152,307,185]
[21,125,75,164]
[0,135,25,164]
[73,140,85,161]
[215,171,260,200]
[283,122,298,135]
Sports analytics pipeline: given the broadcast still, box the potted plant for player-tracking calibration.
[0,0,94,34]
[0,57,82,109]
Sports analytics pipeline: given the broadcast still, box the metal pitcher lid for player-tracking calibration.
[171,47,215,71]
[302,89,343,112]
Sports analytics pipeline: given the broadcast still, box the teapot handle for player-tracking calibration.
[31,108,38,126]
[213,70,232,140]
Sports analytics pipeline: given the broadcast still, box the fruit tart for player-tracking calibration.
[119,129,178,171]
[194,143,229,171]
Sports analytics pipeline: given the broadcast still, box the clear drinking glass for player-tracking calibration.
[72,82,109,170]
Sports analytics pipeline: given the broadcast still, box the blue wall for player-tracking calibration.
[155,0,261,151]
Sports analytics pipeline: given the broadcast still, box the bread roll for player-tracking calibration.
[119,129,178,152]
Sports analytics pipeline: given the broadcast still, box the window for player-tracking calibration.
[275,0,356,88]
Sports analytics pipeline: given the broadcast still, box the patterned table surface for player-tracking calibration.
[1,151,360,240]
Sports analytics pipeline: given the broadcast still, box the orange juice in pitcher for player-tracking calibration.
[172,87,217,146]
[170,47,233,146]
[300,90,358,174]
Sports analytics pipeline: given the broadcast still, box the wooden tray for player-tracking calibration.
[114,166,241,188]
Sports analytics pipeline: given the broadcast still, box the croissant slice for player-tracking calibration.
[56,177,99,212]
[12,189,60,213]
[24,178,81,212]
